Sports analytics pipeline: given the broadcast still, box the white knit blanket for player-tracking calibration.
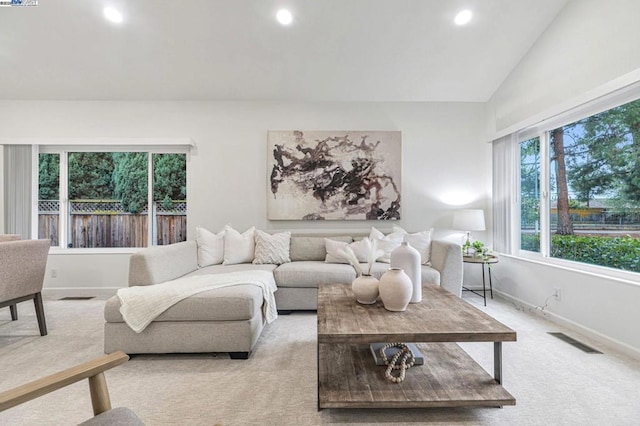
[117,270,278,333]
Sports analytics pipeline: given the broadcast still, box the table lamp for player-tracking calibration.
[453,209,486,255]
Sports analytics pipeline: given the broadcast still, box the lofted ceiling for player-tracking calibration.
[0,0,569,102]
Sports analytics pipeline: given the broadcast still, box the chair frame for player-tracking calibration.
[0,351,130,415]
[0,292,47,336]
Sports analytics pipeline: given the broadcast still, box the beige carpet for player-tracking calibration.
[1,293,640,425]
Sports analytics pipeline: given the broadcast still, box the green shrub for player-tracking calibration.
[520,233,640,272]
[551,234,640,272]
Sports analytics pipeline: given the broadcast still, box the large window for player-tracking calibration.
[38,149,187,249]
[516,97,640,274]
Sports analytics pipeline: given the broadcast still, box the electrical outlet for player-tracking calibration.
[51,269,58,279]
[553,287,561,301]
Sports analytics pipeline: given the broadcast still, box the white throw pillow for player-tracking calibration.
[223,225,256,265]
[369,226,406,263]
[253,230,291,265]
[324,238,369,263]
[402,227,434,265]
[196,226,224,267]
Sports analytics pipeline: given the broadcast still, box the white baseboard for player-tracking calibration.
[495,290,640,360]
[43,287,120,299]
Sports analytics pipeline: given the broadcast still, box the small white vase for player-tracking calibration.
[379,268,413,312]
[390,241,422,303]
[351,274,380,304]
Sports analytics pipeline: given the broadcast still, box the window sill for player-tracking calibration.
[503,251,640,287]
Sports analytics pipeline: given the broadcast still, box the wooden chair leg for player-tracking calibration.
[33,293,48,336]
[9,304,18,321]
[89,372,112,415]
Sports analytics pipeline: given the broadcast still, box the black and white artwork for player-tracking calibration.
[267,130,401,220]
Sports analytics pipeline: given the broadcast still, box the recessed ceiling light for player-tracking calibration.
[104,6,123,24]
[276,9,293,26]
[454,9,472,26]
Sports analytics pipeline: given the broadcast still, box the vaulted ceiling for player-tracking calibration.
[0,0,569,102]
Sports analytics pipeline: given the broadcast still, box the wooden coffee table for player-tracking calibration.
[317,283,517,409]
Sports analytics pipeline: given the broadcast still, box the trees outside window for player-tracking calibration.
[541,99,640,272]
[520,137,540,252]
[38,150,187,249]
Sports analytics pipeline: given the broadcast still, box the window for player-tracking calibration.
[520,137,540,252]
[37,149,187,249]
[512,97,640,274]
[547,100,640,272]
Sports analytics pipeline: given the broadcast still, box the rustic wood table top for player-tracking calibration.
[317,283,516,344]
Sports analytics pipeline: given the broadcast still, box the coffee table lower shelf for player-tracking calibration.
[318,342,515,409]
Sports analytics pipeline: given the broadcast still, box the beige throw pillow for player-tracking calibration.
[253,230,291,265]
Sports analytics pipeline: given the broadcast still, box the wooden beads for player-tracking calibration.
[380,342,415,383]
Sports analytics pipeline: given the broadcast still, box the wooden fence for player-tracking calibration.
[39,213,186,248]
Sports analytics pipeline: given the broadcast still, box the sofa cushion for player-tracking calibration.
[105,283,263,323]
[190,263,277,276]
[368,262,440,285]
[289,235,352,261]
[274,261,356,288]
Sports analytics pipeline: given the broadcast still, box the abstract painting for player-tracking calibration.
[267,130,401,220]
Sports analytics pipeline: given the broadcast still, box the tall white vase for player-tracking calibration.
[390,241,422,303]
[379,268,413,312]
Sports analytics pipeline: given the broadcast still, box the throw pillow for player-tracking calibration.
[325,238,370,263]
[369,226,406,263]
[196,226,224,267]
[398,227,434,265]
[223,225,256,265]
[253,230,291,265]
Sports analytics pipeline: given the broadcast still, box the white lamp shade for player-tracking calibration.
[453,209,486,231]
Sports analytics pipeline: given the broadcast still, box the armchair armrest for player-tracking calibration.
[430,240,463,297]
[0,351,129,415]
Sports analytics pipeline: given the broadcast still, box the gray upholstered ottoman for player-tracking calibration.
[104,284,265,359]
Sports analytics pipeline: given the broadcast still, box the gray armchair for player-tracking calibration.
[0,239,51,336]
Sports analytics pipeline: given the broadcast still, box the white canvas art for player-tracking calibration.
[267,130,401,220]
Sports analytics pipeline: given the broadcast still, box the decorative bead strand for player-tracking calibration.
[380,343,416,383]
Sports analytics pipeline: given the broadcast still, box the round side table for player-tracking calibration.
[462,255,499,306]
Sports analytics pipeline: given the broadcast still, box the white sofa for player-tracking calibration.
[104,233,462,358]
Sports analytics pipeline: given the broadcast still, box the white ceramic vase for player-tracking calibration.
[379,268,413,312]
[351,274,380,304]
[390,241,422,303]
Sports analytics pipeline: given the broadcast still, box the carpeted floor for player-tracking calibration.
[1,292,639,425]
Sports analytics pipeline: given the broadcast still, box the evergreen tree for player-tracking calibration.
[153,153,186,209]
[38,154,59,200]
[68,152,115,199]
[112,152,148,214]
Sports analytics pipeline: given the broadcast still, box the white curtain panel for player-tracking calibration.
[491,134,518,254]
[3,145,32,239]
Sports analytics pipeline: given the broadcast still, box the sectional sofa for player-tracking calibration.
[104,231,462,358]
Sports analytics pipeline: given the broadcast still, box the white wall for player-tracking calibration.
[0,100,490,293]
[486,0,640,355]
[487,0,640,136]
[493,256,640,356]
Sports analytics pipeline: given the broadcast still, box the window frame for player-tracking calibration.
[512,84,640,284]
[35,143,190,254]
